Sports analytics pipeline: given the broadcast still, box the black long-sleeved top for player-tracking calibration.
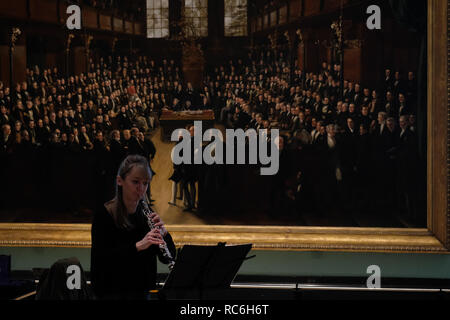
[90,202,176,299]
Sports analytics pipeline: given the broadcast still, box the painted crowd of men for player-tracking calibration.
[0,48,423,224]
[201,51,422,224]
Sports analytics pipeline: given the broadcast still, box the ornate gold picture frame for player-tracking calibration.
[0,0,448,253]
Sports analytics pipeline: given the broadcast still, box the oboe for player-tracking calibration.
[140,199,175,270]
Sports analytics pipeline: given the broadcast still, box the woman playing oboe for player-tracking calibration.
[91,155,176,300]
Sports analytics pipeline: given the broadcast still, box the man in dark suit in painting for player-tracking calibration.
[396,115,419,221]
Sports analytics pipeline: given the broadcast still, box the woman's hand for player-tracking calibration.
[150,212,168,237]
[136,228,164,252]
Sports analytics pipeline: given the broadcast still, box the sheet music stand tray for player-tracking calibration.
[160,242,253,300]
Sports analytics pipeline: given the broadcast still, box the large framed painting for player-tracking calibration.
[0,0,448,253]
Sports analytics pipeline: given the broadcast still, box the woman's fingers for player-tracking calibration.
[150,212,158,219]
[150,212,164,223]
[151,213,166,230]
[154,221,164,228]
[148,230,164,242]
[151,215,161,224]
[147,235,164,244]
[149,229,162,237]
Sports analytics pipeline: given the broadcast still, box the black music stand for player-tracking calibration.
[159,243,254,300]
